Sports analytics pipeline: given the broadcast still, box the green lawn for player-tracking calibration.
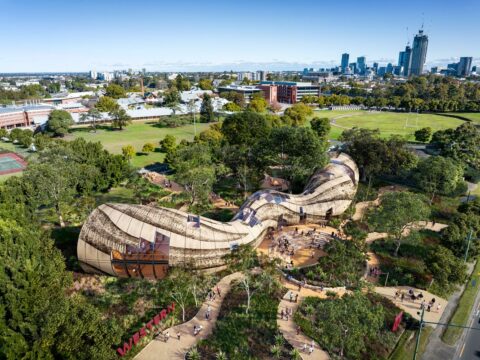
[442,260,480,345]
[389,326,433,360]
[328,111,465,140]
[69,121,213,168]
[446,112,480,123]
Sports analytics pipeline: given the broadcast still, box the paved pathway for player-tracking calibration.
[135,272,243,360]
[374,286,448,326]
[278,289,329,360]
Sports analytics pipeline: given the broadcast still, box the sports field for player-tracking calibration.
[0,152,27,175]
[69,121,212,168]
[317,110,466,140]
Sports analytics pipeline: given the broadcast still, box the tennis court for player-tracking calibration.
[0,152,27,175]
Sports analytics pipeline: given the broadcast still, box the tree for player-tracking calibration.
[310,117,331,139]
[415,156,465,202]
[46,110,74,137]
[0,210,123,360]
[198,78,213,90]
[370,192,430,256]
[163,88,181,107]
[264,126,329,191]
[297,292,384,359]
[222,102,242,112]
[95,96,120,112]
[283,103,313,126]
[196,124,223,148]
[414,127,432,142]
[142,142,155,153]
[122,145,135,162]
[0,128,8,138]
[431,122,480,170]
[109,108,131,130]
[80,108,102,132]
[104,83,126,99]
[200,93,214,123]
[160,134,177,153]
[221,111,270,147]
[247,93,268,113]
[340,128,417,182]
[172,143,216,205]
[174,74,191,91]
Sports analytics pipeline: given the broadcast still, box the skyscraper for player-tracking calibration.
[357,56,366,74]
[457,57,473,77]
[398,45,412,77]
[410,30,428,76]
[341,53,349,73]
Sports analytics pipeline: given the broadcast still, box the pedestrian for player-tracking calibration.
[437,304,442,312]
[280,309,284,320]
[309,345,314,354]
[298,283,301,291]
[296,325,300,335]
[193,325,197,336]
[401,293,404,302]
[295,294,299,303]
[164,331,169,342]
[302,343,307,353]
[427,304,431,312]
[217,285,221,297]
[289,292,293,302]
[177,332,181,341]
[285,313,289,321]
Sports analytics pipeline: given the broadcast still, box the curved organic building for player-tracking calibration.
[77,153,358,279]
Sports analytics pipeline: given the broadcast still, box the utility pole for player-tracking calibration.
[413,307,425,360]
[464,228,474,263]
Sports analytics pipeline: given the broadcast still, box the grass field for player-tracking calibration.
[323,111,465,140]
[446,112,480,123]
[69,121,213,168]
[389,327,433,360]
[442,260,480,345]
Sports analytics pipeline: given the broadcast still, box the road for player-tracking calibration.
[454,282,480,360]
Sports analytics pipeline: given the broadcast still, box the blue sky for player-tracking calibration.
[0,0,479,72]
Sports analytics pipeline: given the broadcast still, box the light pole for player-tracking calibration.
[413,307,425,360]
[412,309,480,360]
[464,229,478,263]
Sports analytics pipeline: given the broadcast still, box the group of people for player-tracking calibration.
[279,306,293,321]
[288,291,299,303]
[394,289,441,312]
[162,330,181,342]
[193,325,203,336]
[301,340,316,355]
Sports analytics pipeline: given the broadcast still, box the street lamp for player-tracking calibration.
[413,307,480,360]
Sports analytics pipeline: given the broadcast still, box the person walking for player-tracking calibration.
[177,332,181,341]
[280,309,284,320]
[217,285,221,298]
[289,292,293,302]
[164,331,169,342]
[295,294,299,303]
[296,325,300,335]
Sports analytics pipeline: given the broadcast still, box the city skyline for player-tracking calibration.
[0,0,479,72]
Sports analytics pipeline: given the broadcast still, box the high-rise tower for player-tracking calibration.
[341,53,350,73]
[410,29,428,76]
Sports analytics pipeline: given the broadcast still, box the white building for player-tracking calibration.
[89,70,97,80]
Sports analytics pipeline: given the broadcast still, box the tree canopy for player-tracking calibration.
[221,111,270,148]
[370,191,430,256]
[46,110,74,137]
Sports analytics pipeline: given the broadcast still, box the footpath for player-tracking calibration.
[135,272,242,360]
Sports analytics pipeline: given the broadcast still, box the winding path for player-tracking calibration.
[135,272,243,360]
